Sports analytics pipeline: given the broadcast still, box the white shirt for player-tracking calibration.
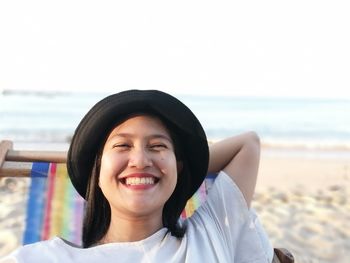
[2,171,273,263]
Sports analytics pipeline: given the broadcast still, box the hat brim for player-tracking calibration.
[67,90,209,200]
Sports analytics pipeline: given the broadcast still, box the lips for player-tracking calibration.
[125,177,155,185]
[119,173,160,187]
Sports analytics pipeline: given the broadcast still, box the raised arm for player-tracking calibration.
[207,132,260,207]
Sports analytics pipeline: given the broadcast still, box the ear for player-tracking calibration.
[177,161,183,174]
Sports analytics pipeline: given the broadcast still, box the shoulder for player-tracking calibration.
[186,173,273,262]
[2,238,70,262]
[208,171,249,211]
[186,170,250,234]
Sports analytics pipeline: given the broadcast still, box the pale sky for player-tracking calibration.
[1,0,350,98]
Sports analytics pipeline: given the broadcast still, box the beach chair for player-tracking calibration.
[0,140,84,246]
[0,140,294,262]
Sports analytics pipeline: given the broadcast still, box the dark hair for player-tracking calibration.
[82,115,192,248]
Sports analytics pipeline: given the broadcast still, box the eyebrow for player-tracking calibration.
[110,133,173,142]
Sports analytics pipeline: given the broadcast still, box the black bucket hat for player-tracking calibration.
[67,89,209,200]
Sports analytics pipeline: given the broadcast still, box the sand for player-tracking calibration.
[1,146,350,262]
[254,148,350,262]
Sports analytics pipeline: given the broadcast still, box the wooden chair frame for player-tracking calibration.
[0,140,66,178]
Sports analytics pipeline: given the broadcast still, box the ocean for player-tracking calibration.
[1,90,350,152]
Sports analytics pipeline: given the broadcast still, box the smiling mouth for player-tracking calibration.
[120,177,160,186]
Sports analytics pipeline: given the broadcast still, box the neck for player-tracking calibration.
[99,212,164,244]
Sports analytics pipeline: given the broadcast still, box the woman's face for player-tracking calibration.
[99,115,179,221]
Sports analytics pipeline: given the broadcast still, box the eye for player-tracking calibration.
[149,144,167,150]
[113,143,131,150]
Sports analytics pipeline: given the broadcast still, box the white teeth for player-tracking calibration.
[125,177,155,185]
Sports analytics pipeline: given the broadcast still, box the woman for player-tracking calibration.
[1,90,273,262]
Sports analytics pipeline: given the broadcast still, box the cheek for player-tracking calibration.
[158,153,178,176]
[99,152,125,180]
[98,154,122,197]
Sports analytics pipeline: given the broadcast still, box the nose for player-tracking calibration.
[128,148,152,169]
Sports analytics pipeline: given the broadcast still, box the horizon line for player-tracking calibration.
[1,88,350,101]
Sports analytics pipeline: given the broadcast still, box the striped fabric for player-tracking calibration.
[23,163,216,245]
[180,173,216,219]
[23,163,84,245]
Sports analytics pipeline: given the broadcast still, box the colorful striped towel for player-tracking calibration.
[23,163,216,245]
[23,163,84,245]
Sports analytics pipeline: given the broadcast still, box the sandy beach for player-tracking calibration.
[255,148,350,262]
[1,145,350,262]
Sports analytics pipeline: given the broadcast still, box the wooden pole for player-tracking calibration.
[0,161,32,177]
[0,140,13,167]
[0,140,67,177]
[5,150,67,163]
